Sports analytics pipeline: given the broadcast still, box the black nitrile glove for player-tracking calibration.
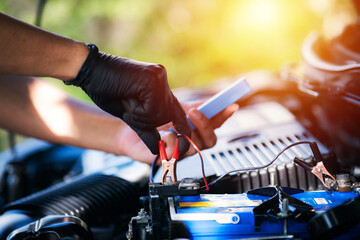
[65,44,191,154]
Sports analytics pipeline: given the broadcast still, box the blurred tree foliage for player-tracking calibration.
[1,0,324,100]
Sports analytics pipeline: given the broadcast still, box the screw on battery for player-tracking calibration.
[179,178,200,190]
[336,174,352,192]
[164,176,173,185]
[126,208,151,239]
[138,208,146,217]
[279,198,289,236]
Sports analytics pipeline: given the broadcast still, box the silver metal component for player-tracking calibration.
[352,182,360,194]
[351,166,360,178]
[126,227,133,239]
[270,172,275,186]
[279,198,289,236]
[283,219,288,236]
[279,198,289,217]
[336,173,352,192]
[178,178,200,190]
[126,208,152,239]
[164,176,173,185]
[138,208,146,217]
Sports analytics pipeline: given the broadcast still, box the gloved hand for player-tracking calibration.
[65,44,191,154]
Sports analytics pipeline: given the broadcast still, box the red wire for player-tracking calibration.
[183,135,209,191]
[158,140,168,161]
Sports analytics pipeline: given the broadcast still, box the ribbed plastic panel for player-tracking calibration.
[205,132,314,176]
[227,159,321,193]
[204,131,324,192]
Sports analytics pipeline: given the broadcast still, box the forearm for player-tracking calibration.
[0,75,127,154]
[0,12,88,80]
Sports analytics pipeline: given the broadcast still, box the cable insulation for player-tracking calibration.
[205,141,313,189]
[183,135,209,190]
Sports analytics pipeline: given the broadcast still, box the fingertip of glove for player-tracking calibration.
[178,135,191,154]
[142,132,160,155]
[149,144,160,155]
[172,120,192,154]
[133,127,160,155]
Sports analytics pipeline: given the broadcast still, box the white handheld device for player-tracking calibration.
[188,77,252,129]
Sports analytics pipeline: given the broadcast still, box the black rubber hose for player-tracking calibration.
[1,173,140,228]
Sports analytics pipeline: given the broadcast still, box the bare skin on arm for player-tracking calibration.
[0,75,126,154]
[0,76,237,163]
[0,12,88,80]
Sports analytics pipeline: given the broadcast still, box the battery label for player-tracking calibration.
[179,194,262,208]
[314,198,328,205]
[179,200,262,208]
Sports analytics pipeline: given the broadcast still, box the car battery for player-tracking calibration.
[170,190,360,239]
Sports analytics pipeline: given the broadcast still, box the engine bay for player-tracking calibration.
[1,22,360,239]
[1,98,359,240]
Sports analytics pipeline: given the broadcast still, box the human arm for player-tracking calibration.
[0,12,88,80]
[0,12,191,154]
[0,75,128,154]
[0,75,236,163]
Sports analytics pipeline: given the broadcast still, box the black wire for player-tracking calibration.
[149,154,159,183]
[7,131,17,161]
[183,134,209,190]
[204,141,313,189]
[5,0,48,162]
[35,0,47,27]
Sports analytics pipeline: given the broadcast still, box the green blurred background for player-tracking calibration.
[0,0,356,151]
[1,0,325,91]
[1,0,356,93]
